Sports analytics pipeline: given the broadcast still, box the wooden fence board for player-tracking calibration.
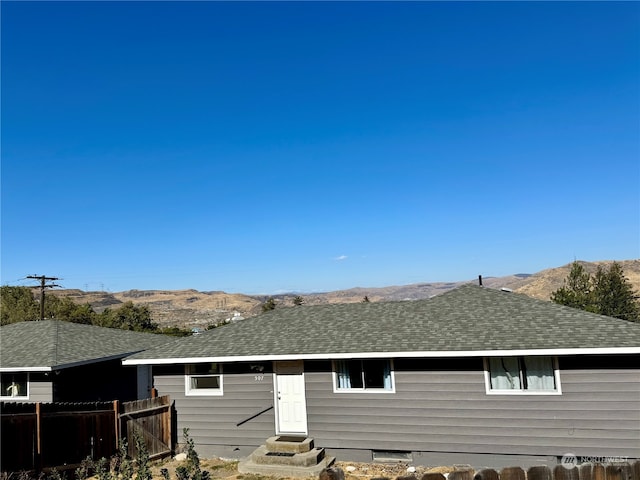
[578,464,593,480]
[594,464,606,480]
[449,469,474,480]
[554,466,580,480]
[119,396,172,459]
[474,469,499,480]
[422,474,447,480]
[632,461,640,480]
[0,412,36,472]
[528,466,552,480]
[1,396,173,473]
[606,464,633,480]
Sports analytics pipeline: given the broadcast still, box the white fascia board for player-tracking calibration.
[0,366,52,372]
[122,347,640,365]
[2,353,135,372]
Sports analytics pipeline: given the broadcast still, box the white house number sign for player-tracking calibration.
[250,364,265,382]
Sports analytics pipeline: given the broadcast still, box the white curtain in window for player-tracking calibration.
[524,356,555,390]
[383,361,392,390]
[489,357,521,390]
[335,361,351,389]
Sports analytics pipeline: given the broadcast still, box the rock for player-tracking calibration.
[174,453,187,461]
[320,467,346,480]
[407,467,417,474]
[346,466,357,473]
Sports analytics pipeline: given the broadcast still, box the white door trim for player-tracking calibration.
[273,360,308,435]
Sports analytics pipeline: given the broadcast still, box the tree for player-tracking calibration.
[46,295,96,324]
[551,261,639,322]
[550,262,594,312]
[96,302,158,332]
[362,296,370,303]
[0,286,39,325]
[1,286,166,332]
[262,297,277,312]
[591,262,640,322]
[293,295,304,306]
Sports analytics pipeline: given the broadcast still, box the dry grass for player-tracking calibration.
[148,457,456,480]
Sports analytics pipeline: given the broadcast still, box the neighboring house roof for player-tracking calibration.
[0,320,173,372]
[124,284,640,365]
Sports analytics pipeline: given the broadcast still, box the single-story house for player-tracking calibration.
[0,320,172,403]
[123,284,640,468]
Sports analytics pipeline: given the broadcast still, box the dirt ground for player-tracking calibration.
[150,457,455,480]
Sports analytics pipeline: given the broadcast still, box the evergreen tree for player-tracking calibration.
[551,261,639,322]
[261,297,277,312]
[550,262,594,312]
[591,262,640,322]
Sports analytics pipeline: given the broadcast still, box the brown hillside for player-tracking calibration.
[49,259,639,329]
[512,259,640,301]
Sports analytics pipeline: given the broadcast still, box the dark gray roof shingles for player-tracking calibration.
[126,284,640,362]
[0,320,173,370]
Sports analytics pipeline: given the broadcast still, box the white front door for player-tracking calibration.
[274,361,308,435]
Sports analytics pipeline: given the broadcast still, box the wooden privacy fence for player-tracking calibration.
[418,462,640,480]
[119,396,173,461]
[0,395,173,473]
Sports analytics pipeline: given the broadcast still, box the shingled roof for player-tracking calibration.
[124,284,640,365]
[0,320,172,371]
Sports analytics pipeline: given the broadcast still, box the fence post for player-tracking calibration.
[113,400,120,450]
[167,399,173,456]
[35,402,42,473]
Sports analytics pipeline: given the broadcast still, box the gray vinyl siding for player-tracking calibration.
[29,377,53,402]
[153,364,276,451]
[305,356,640,459]
[153,355,640,461]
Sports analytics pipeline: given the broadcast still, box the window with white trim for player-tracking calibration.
[334,359,394,392]
[185,363,223,396]
[486,356,560,394]
[0,373,29,400]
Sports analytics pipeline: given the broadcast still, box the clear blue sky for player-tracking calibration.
[2,1,639,295]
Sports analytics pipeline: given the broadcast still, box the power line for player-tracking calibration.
[26,275,61,321]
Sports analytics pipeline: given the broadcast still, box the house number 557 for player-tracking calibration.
[254,375,264,381]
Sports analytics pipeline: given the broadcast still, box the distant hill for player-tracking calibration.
[509,259,640,301]
[48,259,639,329]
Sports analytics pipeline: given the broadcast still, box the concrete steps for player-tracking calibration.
[238,436,335,478]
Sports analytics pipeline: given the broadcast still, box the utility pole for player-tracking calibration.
[26,275,61,321]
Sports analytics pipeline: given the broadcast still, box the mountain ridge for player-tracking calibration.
[48,259,639,330]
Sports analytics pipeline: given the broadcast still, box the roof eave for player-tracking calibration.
[122,346,640,365]
[0,366,53,372]
[2,352,145,372]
